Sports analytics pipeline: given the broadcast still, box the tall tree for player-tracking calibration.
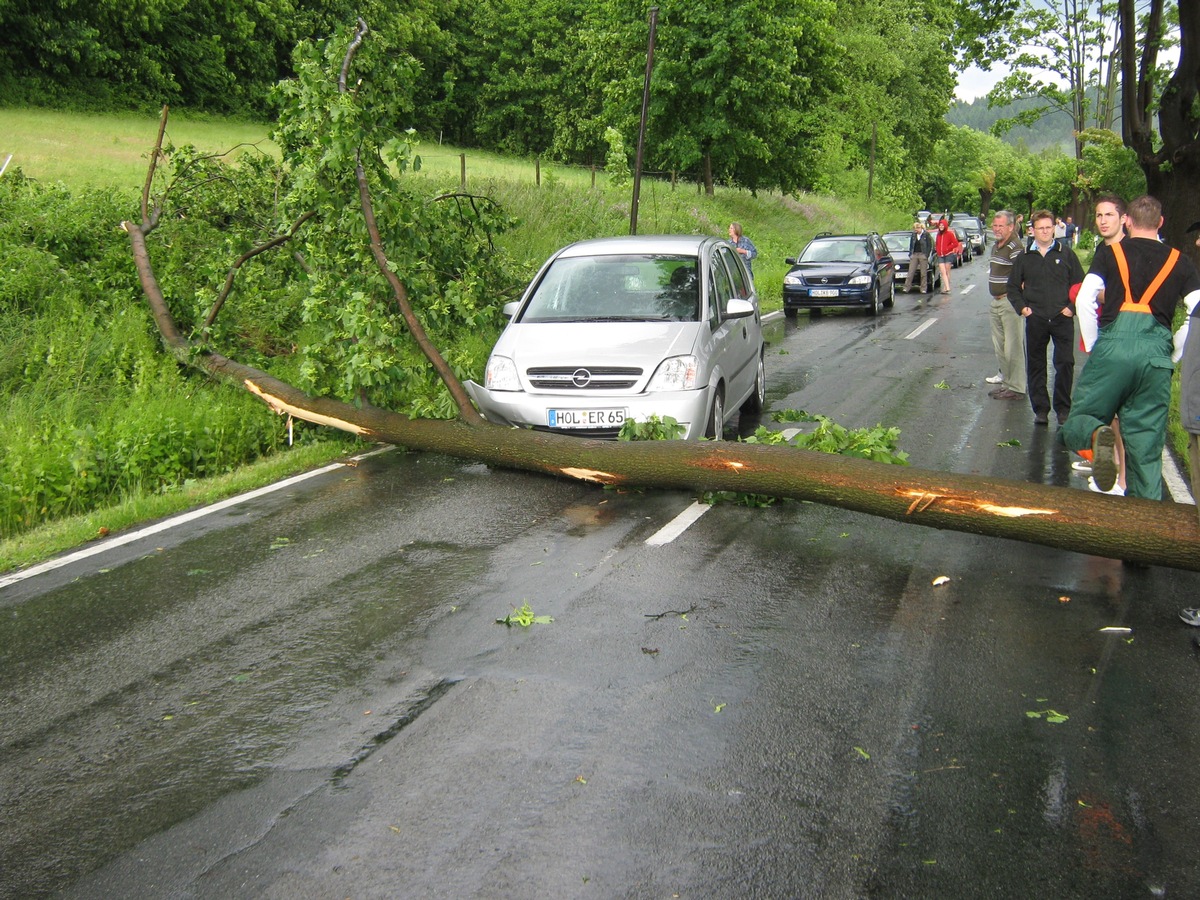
[640,0,835,194]
[1121,0,1200,256]
[808,0,957,207]
[985,0,1123,160]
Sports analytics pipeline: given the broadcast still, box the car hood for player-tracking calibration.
[494,321,703,370]
[787,261,872,278]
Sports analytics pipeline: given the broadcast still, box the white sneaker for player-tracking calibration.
[985,372,1004,384]
[1070,460,1093,473]
[1087,477,1124,496]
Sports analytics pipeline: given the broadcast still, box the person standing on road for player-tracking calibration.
[903,220,933,294]
[934,219,962,294]
[1008,209,1085,426]
[1064,216,1078,246]
[1076,194,1129,495]
[984,210,1026,401]
[728,222,757,281]
[1059,195,1200,500]
[1178,224,1200,626]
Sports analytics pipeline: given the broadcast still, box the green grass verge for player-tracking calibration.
[0,439,360,575]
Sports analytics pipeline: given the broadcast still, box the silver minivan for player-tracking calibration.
[466,235,765,440]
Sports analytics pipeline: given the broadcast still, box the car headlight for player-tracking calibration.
[647,355,699,392]
[848,274,871,285]
[485,355,520,391]
[783,273,802,286]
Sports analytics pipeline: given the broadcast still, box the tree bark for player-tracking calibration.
[1122,0,1200,259]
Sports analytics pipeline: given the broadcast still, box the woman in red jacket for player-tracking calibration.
[934,219,962,294]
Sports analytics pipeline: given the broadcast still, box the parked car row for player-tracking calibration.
[469,213,989,442]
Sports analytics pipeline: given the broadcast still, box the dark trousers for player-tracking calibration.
[1024,313,1075,416]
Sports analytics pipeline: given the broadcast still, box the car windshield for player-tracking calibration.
[883,235,910,252]
[800,240,871,264]
[518,254,700,323]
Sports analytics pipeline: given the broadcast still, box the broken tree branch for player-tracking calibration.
[338,18,485,424]
[201,210,315,331]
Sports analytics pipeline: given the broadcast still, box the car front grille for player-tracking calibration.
[531,425,624,439]
[526,366,642,390]
[802,276,850,286]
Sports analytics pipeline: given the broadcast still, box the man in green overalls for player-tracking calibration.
[1059,195,1200,500]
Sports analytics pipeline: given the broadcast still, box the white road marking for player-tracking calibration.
[0,446,395,590]
[905,319,938,340]
[1164,447,1195,505]
[645,501,711,546]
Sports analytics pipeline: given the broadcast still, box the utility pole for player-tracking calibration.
[630,7,659,235]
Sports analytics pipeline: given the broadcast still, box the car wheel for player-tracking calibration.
[784,307,798,320]
[868,284,882,316]
[884,278,895,308]
[741,351,765,415]
[706,388,725,440]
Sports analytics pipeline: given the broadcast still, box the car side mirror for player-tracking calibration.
[502,300,521,319]
[725,297,755,318]
[784,257,797,265]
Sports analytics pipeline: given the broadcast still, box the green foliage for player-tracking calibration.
[0,172,294,538]
[496,601,554,627]
[1077,128,1147,203]
[604,127,630,188]
[264,26,522,413]
[744,416,909,465]
[702,411,908,506]
[983,0,1122,143]
[618,415,685,441]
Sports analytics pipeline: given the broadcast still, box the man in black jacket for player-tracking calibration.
[1008,209,1085,425]
[902,221,933,293]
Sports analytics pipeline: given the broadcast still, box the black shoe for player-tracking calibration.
[1092,425,1118,491]
[1056,410,1069,426]
[1034,412,1049,425]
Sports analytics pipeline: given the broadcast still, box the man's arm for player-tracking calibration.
[1076,273,1105,350]
[1062,249,1085,317]
[1006,253,1026,314]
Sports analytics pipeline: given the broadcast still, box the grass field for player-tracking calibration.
[1,107,615,193]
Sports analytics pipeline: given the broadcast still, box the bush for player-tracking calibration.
[0,171,290,538]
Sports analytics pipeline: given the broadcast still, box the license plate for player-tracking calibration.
[548,408,627,428]
[810,288,839,298]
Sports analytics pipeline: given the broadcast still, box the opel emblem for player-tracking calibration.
[572,368,592,387]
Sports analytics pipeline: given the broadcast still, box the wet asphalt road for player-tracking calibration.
[4,256,1200,898]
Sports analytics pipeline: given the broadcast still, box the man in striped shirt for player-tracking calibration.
[986,210,1026,400]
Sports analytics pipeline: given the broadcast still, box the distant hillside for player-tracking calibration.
[947,96,1075,154]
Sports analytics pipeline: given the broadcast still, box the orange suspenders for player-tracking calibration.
[1111,241,1179,313]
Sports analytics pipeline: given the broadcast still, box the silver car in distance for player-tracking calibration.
[466,235,766,440]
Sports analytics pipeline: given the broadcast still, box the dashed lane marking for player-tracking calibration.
[905,319,938,340]
[645,501,711,546]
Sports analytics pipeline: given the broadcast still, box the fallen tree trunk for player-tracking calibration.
[286,408,1200,572]
[125,218,1200,571]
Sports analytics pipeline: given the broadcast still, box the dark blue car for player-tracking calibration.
[782,232,895,317]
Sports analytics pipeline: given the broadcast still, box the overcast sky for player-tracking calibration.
[955,64,1005,103]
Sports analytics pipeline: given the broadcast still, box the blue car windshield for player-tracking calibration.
[518,254,700,323]
[800,240,871,264]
